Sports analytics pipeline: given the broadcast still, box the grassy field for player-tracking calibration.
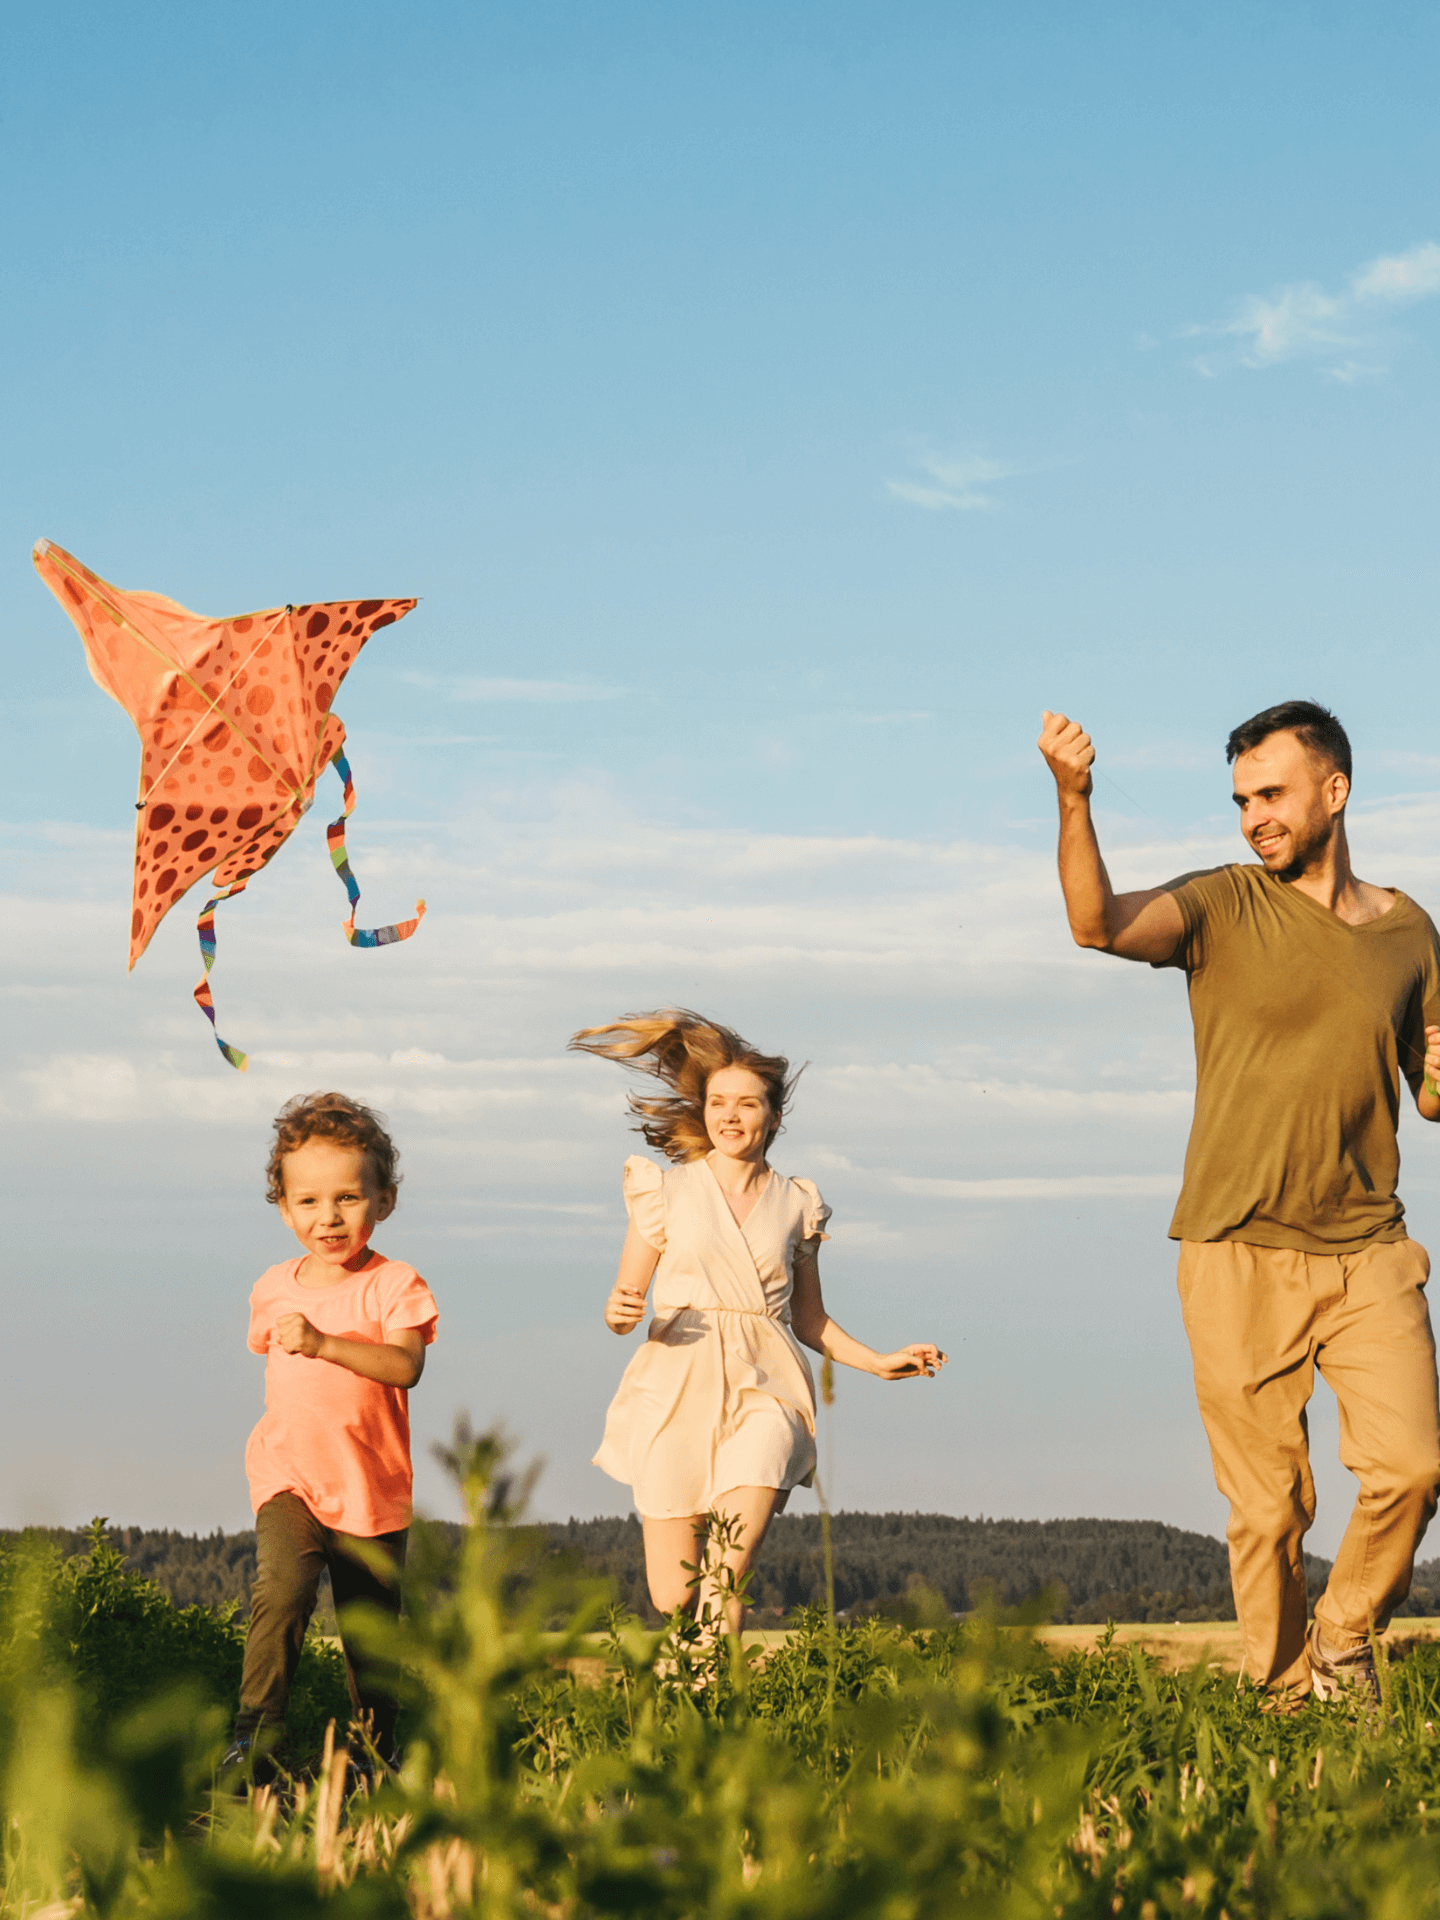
[5,1439,1440,1918]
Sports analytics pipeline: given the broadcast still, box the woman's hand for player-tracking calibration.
[871,1344,947,1381]
[605,1282,648,1335]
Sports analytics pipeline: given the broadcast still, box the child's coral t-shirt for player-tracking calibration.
[245,1256,439,1537]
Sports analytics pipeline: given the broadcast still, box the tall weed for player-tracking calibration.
[3,1436,1440,1916]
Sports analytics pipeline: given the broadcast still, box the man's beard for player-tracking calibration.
[1271,810,1335,881]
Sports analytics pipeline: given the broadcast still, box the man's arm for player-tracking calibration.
[1037,711,1186,963]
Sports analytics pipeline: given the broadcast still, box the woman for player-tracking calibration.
[570,1009,946,1631]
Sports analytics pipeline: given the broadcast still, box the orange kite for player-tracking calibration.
[34,540,426,1071]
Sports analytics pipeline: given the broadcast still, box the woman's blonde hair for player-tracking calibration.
[568,1009,799,1163]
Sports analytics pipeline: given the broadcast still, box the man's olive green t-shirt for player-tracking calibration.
[1159,864,1440,1254]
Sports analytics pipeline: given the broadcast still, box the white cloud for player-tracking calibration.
[885,448,1050,513]
[889,1172,1176,1201]
[1350,241,1440,304]
[1193,240,1440,378]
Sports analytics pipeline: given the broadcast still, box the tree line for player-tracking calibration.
[8,1512,1438,1626]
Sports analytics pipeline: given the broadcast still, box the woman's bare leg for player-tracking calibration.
[641,1488,787,1628]
[641,1514,708,1615]
[699,1486,787,1634]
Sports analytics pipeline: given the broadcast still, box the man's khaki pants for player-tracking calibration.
[1178,1237,1440,1698]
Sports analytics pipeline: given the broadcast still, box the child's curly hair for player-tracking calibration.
[568,1009,800,1163]
[265,1092,401,1206]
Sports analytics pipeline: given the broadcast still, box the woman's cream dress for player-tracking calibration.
[593,1154,831,1520]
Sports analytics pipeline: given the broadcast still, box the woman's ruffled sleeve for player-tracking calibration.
[792,1177,832,1242]
[622,1155,666,1251]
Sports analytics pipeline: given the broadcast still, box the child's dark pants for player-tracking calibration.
[236,1491,408,1755]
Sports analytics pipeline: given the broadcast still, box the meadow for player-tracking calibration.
[4,1430,1440,1919]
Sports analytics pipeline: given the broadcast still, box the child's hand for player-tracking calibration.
[604,1283,647,1335]
[276,1312,325,1359]
[872,1344,947,1381]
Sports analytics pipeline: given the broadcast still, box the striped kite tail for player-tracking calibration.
[327,752,426,948]
[193,895,249,1072]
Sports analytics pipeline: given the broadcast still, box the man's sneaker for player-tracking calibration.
[1307,1618,1381,1706]
[218,1735,282,1792]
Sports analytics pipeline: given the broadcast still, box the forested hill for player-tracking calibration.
[8,1514,1439,1626]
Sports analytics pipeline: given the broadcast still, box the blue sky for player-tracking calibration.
[5,2,1440,1550]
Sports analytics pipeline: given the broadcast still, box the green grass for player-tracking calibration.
[4,1441,1440,1918]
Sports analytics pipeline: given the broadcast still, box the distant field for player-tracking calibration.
[1037,1618,1440,1671]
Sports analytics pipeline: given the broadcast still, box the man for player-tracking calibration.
[1038,699,1440,1703]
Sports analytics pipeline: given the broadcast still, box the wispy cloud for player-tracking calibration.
[889,1172,1176,1201]
[402,674,623,702]
[1190,240,1440,377]
[885,447,1053,513]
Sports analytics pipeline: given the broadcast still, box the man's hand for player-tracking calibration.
[1039,710,1095,799]
[1422,1025,1440,1109]
[276,1312,324,1358]
[605,1283,647,1335]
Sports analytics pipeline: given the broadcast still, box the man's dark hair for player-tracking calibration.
[1225,700,1352,782]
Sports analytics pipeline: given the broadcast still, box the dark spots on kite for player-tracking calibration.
[149,804,175,830]
[339,621,353,635]
[210,807,228,824]
[202,682,220,700]
[315,683,334,711]
[218,766,235,787]
[248,755,270,781]
[178,747,195,766]
[237,805,264,829]
[233,618,253,634]
[153,841,170,860]
[257,637,272,658]
[370,612,396,631]
[197,846,215,864]
[131,909,143,938]
[306,611,330,638]
[356,600,383,618]
[203,722,230,750]
[185,804,204,821]
[339,650,351,662]
[157,868,178,894]
[182,829,207,851]
[245,685,275,716]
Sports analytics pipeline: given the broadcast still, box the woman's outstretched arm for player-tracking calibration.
[605,1222,662,1334]
[789,1245,946,1380]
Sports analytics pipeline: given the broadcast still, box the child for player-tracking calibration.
[222,1092,438,1782]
